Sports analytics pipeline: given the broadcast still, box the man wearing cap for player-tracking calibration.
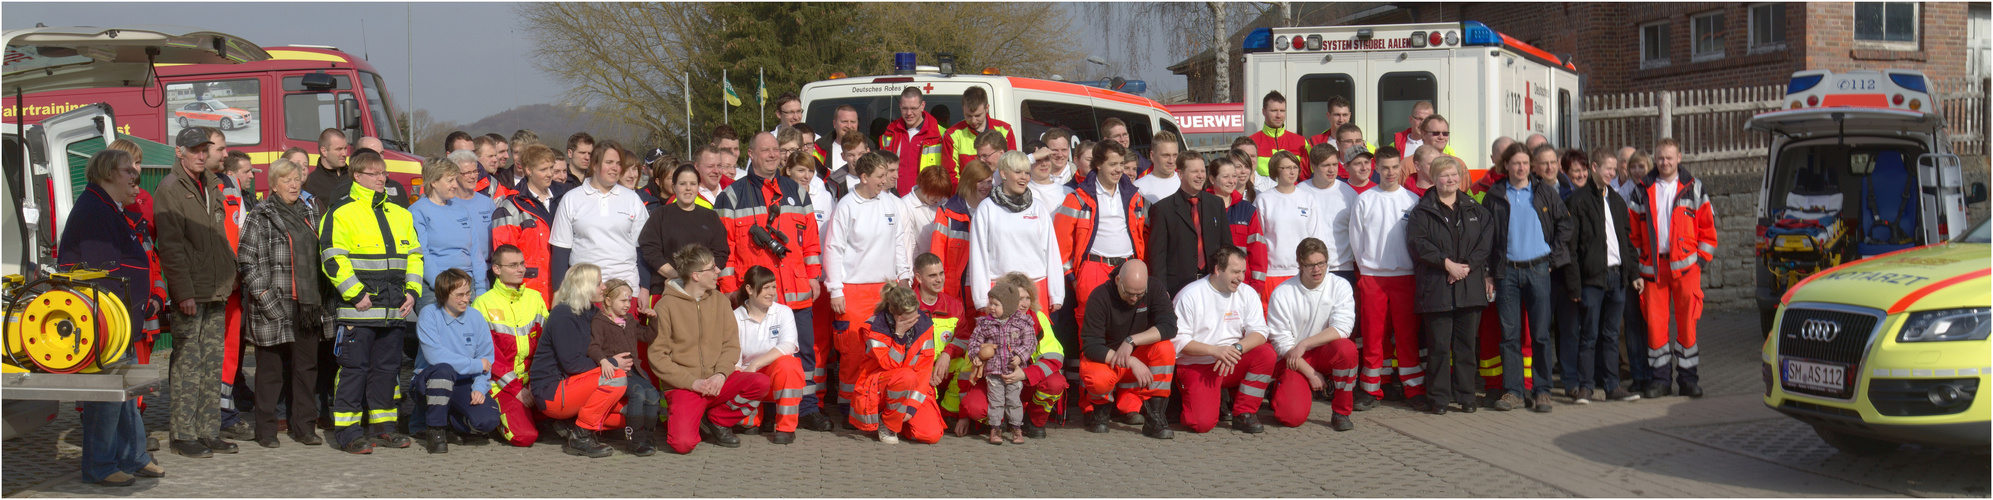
[156,126,243,457]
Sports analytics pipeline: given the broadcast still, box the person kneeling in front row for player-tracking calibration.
[413,268,501,453]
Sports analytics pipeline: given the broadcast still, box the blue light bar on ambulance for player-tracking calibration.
[894,52,917,74]
[1889,73,1927,93]
[1786,74,1824,94]
[1460,21,1500,46]
[1243,27,1274,53]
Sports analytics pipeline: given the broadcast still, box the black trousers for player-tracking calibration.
[1421,306,1483,407]
[331,325,404,447]
[253,338,319,441]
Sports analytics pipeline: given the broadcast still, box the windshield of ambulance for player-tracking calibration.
[806,93,966,147]
[1964,219,1990,243]
[1768,141,1927,220]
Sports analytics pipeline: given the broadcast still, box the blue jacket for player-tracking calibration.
[415,303,496,393]
[409,194,496,294]
[56,184,153,332]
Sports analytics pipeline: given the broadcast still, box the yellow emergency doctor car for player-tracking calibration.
[1763,218,1990,455]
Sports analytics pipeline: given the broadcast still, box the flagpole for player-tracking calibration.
[684,72,692,156]
[758,67,765,132]
[723,68,729,124]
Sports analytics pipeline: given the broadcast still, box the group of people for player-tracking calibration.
[60,85,1713,486]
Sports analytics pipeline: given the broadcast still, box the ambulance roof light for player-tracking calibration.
[1460,21,1501,46]
[1889,73,1927,93]
[1243,27,1274,53]
[1787,74,1824,94]
[894,52,916,75]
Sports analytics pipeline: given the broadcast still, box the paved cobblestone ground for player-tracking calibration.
[6,311,1986,497]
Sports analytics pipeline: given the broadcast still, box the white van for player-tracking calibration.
[1744,69,1987,331]
[1242,21,1581,180]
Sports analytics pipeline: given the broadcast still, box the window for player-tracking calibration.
[1557,89,1573,151]
[1017,99,1096,146]
[1855,2,1917,47]
[1692,11,1726,61]
[359,71,406,152]
[1750,3,1788,52]
[164,78,262,146]
[1640,22,1671,68]
[284,92,361,144]
[803,92,967,147]
[1295,73,1355,139]
[1375,72,1436,147]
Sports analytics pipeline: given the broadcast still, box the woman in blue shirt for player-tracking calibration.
[412,268,499,453]
[410,157,489,313]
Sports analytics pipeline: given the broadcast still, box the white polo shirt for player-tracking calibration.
[549,181,650,285]
[735,303,798,365]
[1091,180,1136,258]
[1172,277,1269,366]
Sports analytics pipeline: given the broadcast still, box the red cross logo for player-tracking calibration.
[922,82,935,93]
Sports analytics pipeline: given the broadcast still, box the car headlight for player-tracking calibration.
[1898,307,1991,342]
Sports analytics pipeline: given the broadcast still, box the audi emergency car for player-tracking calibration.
[1761,217,1990,455]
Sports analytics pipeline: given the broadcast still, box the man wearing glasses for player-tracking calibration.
[1075,260,1177,439]
[1265,238,1360,431]
[472,245,548,447]
[320,150,426,454]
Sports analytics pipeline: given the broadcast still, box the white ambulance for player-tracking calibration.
[799,58,1178,169]
[1242,21,1581,181]
[1744,69,1986,331]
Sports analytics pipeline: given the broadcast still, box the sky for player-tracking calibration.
[4,2,1185,124]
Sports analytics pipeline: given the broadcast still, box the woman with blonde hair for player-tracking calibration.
[529,263,621,458]
[238,158,336,448]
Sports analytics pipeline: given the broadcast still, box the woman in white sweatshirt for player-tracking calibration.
[823,151,915,408]
[968,151,1065,315]
[1255,151,1326,303]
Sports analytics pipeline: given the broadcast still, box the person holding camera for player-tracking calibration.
[714,131,835,432]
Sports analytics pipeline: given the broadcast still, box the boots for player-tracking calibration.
[418,428,448,454]
[1141,398,1174,439]
[560,421,612,458]
[1084,407,1110,433]
[627,419,658,457]
[699,418,740,448]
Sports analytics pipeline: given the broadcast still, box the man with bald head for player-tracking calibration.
[1266,237,1360,430]
[1077,260,1178,439]
[1470,136,1519,196]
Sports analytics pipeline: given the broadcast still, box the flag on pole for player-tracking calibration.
[756,69,767,107]
[723,77,742,107]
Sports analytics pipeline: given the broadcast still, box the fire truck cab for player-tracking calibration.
[1242,21,1582,181]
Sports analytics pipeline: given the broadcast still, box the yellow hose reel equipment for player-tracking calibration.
[3,271,133,374]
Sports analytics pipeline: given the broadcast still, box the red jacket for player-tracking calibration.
[857,310,937,379]
[1248,126,1311,180]
[940,118,1016,185]
[490,193,556,306]
[929,196,974,297]
[882,112,944,196]
[1207,189,1269,293]
[715,172,823,309]
[1053,175,1147,282]
[1628,170,1718,281]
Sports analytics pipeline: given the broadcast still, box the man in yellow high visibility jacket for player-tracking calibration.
[474,244,549,447]
[320,151,425,454]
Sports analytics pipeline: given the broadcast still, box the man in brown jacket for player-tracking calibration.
[154,127,241,458]
[647,244,770,454]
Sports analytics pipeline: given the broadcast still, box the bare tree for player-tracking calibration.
[1211,2,1230,103]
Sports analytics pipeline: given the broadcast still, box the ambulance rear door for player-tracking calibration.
[1368,48,1449,154]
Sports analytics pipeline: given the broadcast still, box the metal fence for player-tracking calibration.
[1579,78,1990,167]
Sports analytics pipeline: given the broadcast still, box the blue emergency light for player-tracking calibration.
[1460,21,1501,46]
[1889,73,1927,93]
[894,52,917,74]
[1787,74,1825,94]
[1243,28,1274,53]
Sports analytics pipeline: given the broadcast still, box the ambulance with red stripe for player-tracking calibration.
[1750,69,1989,455]
[1241,21,1582,182]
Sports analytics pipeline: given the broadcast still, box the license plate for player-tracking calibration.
[1782,358,1849,394]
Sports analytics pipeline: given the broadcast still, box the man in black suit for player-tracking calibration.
[1145,153,1232,294]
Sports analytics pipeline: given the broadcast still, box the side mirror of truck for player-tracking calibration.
[340,99,362,130]
[1967,182,1988,205]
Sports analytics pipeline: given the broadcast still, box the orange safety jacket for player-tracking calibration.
[1208,188,1270,290]
[929,195,974,295]
[715,171,823,308]
[858,310,938,379]
[881,112,944,196]
[1628,169,1718,281]
[490,193,556,307]
[1053,174,1148,282]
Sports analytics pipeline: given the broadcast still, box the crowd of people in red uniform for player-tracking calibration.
[60,85,1715,486]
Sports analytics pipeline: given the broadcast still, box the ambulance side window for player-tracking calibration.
[1376,72,1437,147]
[165,78,263,146]
[1557,89,1574,149]
[1094,107,1154,156]
[1297,74,1355,138]
[806,93,965,147]
[284,92,362,145]
[1020,99,1096,145]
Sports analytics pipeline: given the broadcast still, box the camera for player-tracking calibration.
[748,224,791,260]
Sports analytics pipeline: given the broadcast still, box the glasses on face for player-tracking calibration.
[778,147,801,156]
[356,170,387,178]
[1426,130,1450,137]
[495,260,525,269]
[1299,260,1330,271]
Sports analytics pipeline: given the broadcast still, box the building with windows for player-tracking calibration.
[1171,2,1988,101]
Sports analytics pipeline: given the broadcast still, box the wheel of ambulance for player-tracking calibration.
[1813,426,1900,456]
[221,117,234,130]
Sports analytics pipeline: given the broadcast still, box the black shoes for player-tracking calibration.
[1642,386,1671,400]
[254,436,282,449]
[769,431,796,445]
[1231,413,1264,434]
[290,427,324,446]
[1680,385,1704,398]
[733,423,763,436]
[168,439,211,458]
[146,437,160,452]
[1454,401,1478,413]
[700,418,740,448]
[1352,392,1379,412]
[1407,397,1436,414]
[339,439,375,454]
[561,422,613,458]
[220,422,255,441]
[418,429,449,454]
[1085,408,1111,433]
[369,433,411,449]
[1141,399,1174,440]
[799,412,836,432]
[628,421,659,457]
[198,437,238,454]
[1023,422,1046,439]
[1329,413,1354,431]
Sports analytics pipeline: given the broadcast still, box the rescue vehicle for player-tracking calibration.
[1745,69,1988,332]
[799,55,1178,168]
[1241,21,1582,181]
[2,26,273,439]
[1761,217,1989,455]
[3,41,423,193]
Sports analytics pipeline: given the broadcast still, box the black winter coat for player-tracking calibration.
[1561,183,1640,290]
[1408,190,1494,313]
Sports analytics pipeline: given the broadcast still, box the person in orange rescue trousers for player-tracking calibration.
[649,244,772,454]
[731,266,809,445]
[848,283,944,444]
[1628,138,1715,400]
[1077,260,1177,439]
[1054,140,1146,327]
[824,151,914,428]
[530,264,620,459]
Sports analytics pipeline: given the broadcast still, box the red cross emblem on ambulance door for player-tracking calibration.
[922,83,935,93]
